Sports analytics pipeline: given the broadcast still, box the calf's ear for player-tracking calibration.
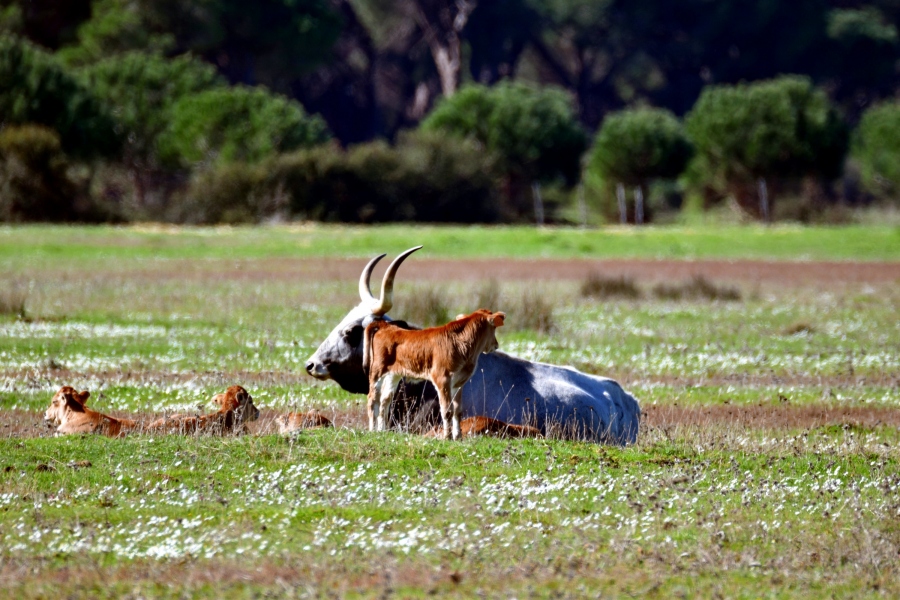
[492,312,505,327]
[66,394,86,411]
[78,391,90,404]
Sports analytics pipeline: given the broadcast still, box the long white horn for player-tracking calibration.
[359,253,386,304]
[371,246,422,316]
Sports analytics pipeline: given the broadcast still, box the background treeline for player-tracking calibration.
[1,0,899,224]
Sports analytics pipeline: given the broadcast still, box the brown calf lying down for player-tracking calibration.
[364,308,505,440]
[44,386,138,437]
[275,410,334,434]
[146,385,260,435]
[424,416,542,439]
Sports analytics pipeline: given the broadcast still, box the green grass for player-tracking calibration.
[1,430,898,597]
[2,222,900,265]
[1,224,900,597]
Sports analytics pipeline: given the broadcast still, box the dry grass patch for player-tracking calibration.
[397,284,452,327]
[580,273,642,300]
[0,279,28,319]
[652,275,741,301]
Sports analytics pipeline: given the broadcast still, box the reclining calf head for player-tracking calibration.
[44,386,89,427]
[214,385,260,424]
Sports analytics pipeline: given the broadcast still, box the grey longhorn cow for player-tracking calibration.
[305,246,641,444]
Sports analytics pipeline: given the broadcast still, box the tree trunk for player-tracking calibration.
[758,177,770,223]
[634,185,644,225]
[411,0,477,98]
[129,167,146,211]
[577,182,587,228]
[616,183,627,224]
[531,181,544,226]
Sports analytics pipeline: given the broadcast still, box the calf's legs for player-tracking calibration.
[368,373,398,432]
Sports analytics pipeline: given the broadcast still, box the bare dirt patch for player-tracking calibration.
[24,257,900,286]
[642,403,900,430]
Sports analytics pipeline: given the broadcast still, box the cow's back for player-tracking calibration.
[459,352,640,444]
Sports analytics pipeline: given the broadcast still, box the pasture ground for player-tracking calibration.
[1,224,899,598]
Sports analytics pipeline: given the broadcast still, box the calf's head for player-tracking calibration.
[480,310,505,353]
[305,246,421,394]
[214,385,260,423]
[44,386,89,426]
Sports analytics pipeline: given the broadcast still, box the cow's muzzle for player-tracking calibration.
[305,360,330,379]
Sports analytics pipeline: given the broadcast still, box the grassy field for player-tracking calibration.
[1,224,900,598]
[2,222,900,264]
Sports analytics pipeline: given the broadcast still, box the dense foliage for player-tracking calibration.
[685,76,849,208]
[173,131,499,224]
[852,102,900,199]
[0,1,897,223]
[589,108,693,186]
[158,85,330,168]
[422,82,586,185]
[0,124,79,221]
[0,34,117,158]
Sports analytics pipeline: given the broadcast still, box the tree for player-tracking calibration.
[80,51,225,207]
[0,0,91,50]
[685,76,847,219]
[422,82,586,220]
[0,34,118,158]
[407,0,476,98]
[58,0,342,91]
[159,85,331,168]
[55,0,174,65]
[588,108,692,223]
[853,102,900,200]
[0,125,79,221]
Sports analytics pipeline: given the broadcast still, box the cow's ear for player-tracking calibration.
[492,312,505,327]
[78,391,90,404]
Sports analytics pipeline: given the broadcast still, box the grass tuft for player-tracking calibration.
[652,275,741,301]
[784,322,816,335]
[512,289,555,333]
[398,285,451,327]
[474,278,501,311]
[580,273,642,300]
[0,279,28,319]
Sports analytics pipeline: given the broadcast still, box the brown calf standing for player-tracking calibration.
[275,410,334,434]
[363,309,505,440]
[44,386,138,437]
[146,385,260,435]
[424,416,542,439]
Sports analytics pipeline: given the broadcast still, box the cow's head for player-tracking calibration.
[305,246,422,394]
[214,385,260,423]
[44,386,89,426]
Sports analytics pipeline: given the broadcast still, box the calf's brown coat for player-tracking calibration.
[363,309,504,439]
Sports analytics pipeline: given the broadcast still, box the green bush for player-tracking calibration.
[266,133,500,223]
[169,161,267,224]
[0,34,118,159]
[421,82,585,218]
[392,130,499,222]
[589,108,692,186]
[159,85,331,168]
[685,76,847,203]
[80,51,226,210]
[422,82,587,183]
[80,52,224,166]
[688,76,847,179]
[168,131,503,224]
[853,102,900,200]
[0,125,80,222]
